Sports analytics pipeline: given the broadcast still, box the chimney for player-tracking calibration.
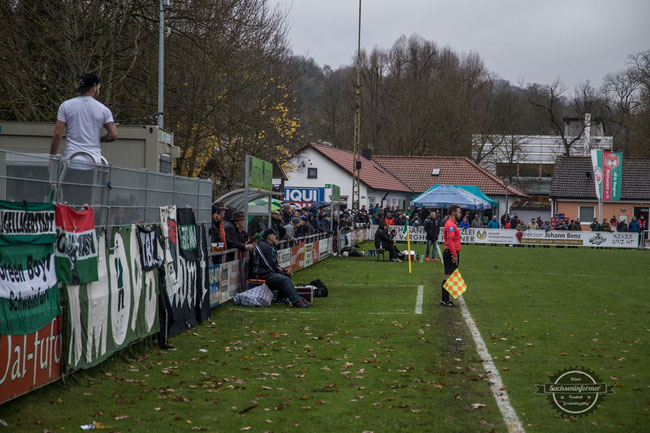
[361,148,373,160]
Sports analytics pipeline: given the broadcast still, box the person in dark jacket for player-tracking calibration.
[423,211,440,262]
[223,211,253,261]
[210,203,227,263]
[617,219,629,232]
[374,222,403,262]
[251,229,310,308]
[271,211,287,239]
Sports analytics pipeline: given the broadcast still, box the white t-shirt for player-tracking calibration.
[57,96,114,164]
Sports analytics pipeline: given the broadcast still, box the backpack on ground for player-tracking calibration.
[308,278,329,297]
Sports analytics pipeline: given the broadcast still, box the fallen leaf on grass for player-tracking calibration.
[153,407,162,411]
[114,415,129,421]
[470,403,486,409]
[240,427,252,431]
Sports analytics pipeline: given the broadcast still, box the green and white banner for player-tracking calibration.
[591,150,623,202]
[0,201,60,335]
[64,228,160,371]
[0,244,61,335]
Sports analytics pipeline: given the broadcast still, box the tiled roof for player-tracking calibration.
[304,143,412,192]
[372,155,527,197]
[550,156,650,200]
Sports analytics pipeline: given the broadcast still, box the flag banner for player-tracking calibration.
[55,205,98,285]
[177,208,199,261]
[64,229,160,371]
[158,224,209,338]
[443,269,467,299]
[602,151,623,202]
[136,225,162,272]
[196,224,211,323]
[0,243,61,335]
[313,241,320,263]
[160,206,181,297]
[0,201,55,246]
[0,315,62,405]
[590,150,603,201]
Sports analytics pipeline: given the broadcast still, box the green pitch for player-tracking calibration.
[0,242,647,432]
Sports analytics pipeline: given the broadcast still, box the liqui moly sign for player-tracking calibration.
[284,187,325,208]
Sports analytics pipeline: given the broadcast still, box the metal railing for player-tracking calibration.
[0,148,212,228]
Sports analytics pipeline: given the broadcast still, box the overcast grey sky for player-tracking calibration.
[273,0,650,93]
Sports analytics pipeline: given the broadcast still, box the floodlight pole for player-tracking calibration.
[157,0,169,128]
[351,0,362,210]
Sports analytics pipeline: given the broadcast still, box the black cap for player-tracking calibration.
[262,228,278,238]
[76,73,100,93]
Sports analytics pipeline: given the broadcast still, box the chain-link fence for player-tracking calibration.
[0,148,212,228]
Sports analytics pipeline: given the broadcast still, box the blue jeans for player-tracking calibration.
[425,239,437,258]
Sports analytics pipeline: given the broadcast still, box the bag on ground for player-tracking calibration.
[309,278,329,297]
[233,283,273,307]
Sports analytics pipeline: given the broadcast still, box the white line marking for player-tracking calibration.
[436,243,444,262]
[458,296,525,433]
[415,285,423,314]
[228,309,413,315]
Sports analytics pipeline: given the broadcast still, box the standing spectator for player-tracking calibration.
[297,215,312,238]
[487,216,500,228]
[628,217,640,232]
[610,215,618,227]
[441,205,462,307]
[590,218,602,231]
[223,211,253,262]
[638,215,647,231]
[210,203,227,249]
[510,213,520,228]
[50,73,118,163]
[271,211,287,239]
[283,217,302,240]
[423,211,440,262]
[570,218,582,231]
[617,219,629,232]
[280,204,293,224]
[500,213,508,227]
[459,216,470,229]
[527,218,539,230]
[516,220,527,231]
[536,216,543,228]
[471,214,483,228]
[602,219,612,232]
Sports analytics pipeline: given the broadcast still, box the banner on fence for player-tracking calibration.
[0,315,62,404]
[313,240,320,263]
[370,225,639,249]
[55,204,98,285]
[0,201,56,245]
[160,206,181,296]
[64,229,160,370]
[136,225,162,272]
[0,201,60,335]
[278,248,291,269]
[209,264,220,307]
[304,243,313,267]
[177,208,199,261]
[197,225,210,322]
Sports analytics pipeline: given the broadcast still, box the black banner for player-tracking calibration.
[137,225,161,272]
[177,208,199,261]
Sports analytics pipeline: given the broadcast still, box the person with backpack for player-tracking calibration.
[423,211,440,262]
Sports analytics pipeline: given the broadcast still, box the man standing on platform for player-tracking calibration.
[424,211,440,262]
[441,205,462,307]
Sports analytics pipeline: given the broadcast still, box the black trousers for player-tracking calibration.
[442,249,459,302]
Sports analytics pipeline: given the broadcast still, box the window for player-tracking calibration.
[579,206,595,223]
[307,167,317,179]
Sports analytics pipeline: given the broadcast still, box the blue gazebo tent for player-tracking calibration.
[432,184,498,207]
[410,185,492,210]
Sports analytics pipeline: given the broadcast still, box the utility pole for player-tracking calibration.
[352,0,362,210]
[157,0,170,129]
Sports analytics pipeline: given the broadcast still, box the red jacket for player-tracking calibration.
[384,217,395,226]
[444,218,461,257]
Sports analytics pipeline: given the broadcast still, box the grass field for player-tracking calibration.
[0,242,648,433]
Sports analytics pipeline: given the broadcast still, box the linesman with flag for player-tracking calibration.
[441,204,462,307]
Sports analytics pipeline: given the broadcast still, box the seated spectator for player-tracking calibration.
[590,218,602,231]
[516,220,527,231]
[374,222,404,262]
[570,218,582,231]
[602,219,612,232]
[527,218,539,230]
[628,217,640,232]
[617,219,628,232]
[459,216,470,229]
[487,216,499,228]
[251,229,310,308]
[540,220,552,231]
[471,214,483,228]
